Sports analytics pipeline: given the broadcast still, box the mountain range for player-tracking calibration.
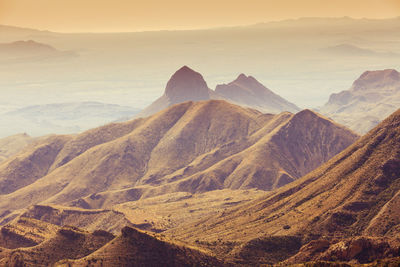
[0,99,357,226]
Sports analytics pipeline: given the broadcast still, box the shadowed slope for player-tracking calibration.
[62,226,223,267]
[0,226,114,267]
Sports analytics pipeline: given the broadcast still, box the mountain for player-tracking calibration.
[319,69,400,133]
[215,74,300,113]
[139,66,299,117]
[0,100,357,225]
[0,102,141,137]
[0,40,77,61]
[169,108,400,264]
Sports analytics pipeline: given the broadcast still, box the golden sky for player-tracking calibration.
[1,0,399,32]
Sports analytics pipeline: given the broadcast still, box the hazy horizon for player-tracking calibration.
[1,0,399,32]
[1,16,400,33]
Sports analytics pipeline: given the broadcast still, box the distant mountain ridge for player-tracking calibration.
[139,66,300,117]
[0,101,140,137]
[319,69,400,133]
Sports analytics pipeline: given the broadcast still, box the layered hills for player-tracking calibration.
[319,69,400,133]
[169,108,400,264]
[0,100,357,227]
[139,66,299,117]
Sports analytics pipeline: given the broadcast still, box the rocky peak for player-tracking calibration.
[164,66,210,102]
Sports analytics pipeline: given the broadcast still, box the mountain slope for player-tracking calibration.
[0,133,34,163]
[139,66,299,117]
[0,100,357,221]
[319,69,400,133]
[170,108,400,244]
[0,135,71,194]
[215,73,299,113]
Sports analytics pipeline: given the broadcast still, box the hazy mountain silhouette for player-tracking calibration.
[319,69,400,133]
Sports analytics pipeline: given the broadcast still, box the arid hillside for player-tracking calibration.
[0,100,357,223]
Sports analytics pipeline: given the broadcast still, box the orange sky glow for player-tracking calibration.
[0,0,400,32]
